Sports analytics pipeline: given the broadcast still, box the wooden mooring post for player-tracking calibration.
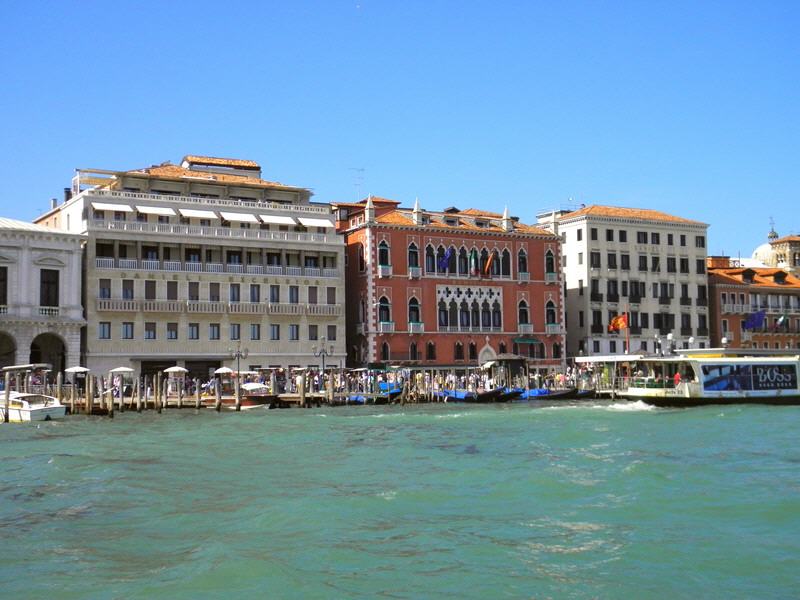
[85,376,93,415]
[234,376,241,412]
[156,375,162,414]
[194,378,201,410]
[3,373,10,423]
[70,379,76,415]
[135,376,142,412]
[56,372,63,405]
[214,379,222,412]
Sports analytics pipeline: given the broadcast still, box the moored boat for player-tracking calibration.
[1,392,67,422]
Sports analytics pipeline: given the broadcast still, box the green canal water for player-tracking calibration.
[1,402,799,599]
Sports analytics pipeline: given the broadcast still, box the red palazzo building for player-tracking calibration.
[334,196,566,372]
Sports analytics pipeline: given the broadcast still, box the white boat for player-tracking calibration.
[576,350,800,407]
[1,392,67,422]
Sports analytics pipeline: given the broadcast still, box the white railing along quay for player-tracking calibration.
[95,257,340,278]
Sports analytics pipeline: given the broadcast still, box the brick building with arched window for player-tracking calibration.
[334,196,565,373]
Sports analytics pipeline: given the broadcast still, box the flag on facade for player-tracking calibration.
[484,251,495,275]
[437,247,453,271]
[743,310,766,330]
[469,249,479,276]
[608,313,629,333]
[775,314,788,329]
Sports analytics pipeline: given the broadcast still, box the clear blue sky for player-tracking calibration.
[1,1,797,258]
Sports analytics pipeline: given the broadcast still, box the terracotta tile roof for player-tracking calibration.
[459,208,504,218]
[376,212,413,225]
[709,267,800,289]
[182,155,260,169]
[560,205,705,225]
[771,235,800,245]
[122,164,302,190]
[373,209,556,237]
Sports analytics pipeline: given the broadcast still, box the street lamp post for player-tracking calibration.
[312,336,334,395]
[228,343,249,411]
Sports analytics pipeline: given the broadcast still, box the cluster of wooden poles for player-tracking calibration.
[2,371,248,419]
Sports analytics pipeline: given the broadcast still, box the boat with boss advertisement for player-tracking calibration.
[576,349,800,407]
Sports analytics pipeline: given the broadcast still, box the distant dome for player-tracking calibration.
[752,242,774,265]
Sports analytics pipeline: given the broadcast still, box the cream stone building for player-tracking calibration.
[35,155,345,379]
[0,217,85,370]
[537,205,710,357]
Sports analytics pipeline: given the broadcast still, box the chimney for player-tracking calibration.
[63,187,72,204]
[50,198,57,210]
[365,194,375,224]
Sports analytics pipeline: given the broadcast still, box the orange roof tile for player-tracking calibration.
[459,208,503,218]
[560,205,705,225]
[370,208,556,237]
[182,155,260,168]
[122,164,302,190]
[771,235,800,245]
[709,267,800,289]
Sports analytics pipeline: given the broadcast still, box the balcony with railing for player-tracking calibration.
[590,292,603,303]
[545,323,561,334]
[142,300,184,313]
[378,264,393,278]
[0,305,7,315]
[408,266,421,279]
[38,306,60,317]
[96,298,139,312]
[228,302,269,314]
[696,298,708,307]
[408,321,424,334]
[187,301,227,313]
[307,303,343,317]
[607,293,620,303]
[590,324,605,334]
[355,323,366,335]
[88,218,337,244]
[518,323,533,334]
[268,302,304,316]
[378,321,395,333]
[545,272,558,283]
[95,257,340,278]
[679,297,692,306]
[658,296,672,305]
[629,325,642,335]
[518,272,530,282]
[680,327,693,336]
[696,327,709,336]
[629,295,642,304]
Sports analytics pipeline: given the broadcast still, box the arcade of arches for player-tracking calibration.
[0,329,73,372]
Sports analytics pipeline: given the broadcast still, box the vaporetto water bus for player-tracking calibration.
[575,349,800,407]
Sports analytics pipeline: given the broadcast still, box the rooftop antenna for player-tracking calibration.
[350,167,365,201]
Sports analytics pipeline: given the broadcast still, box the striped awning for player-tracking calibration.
[135,205,176,216]
[219,211,259,223]
[91,202,133,212]
[298,217,335,228]
[259,214,296,225]
[178,208,218,219]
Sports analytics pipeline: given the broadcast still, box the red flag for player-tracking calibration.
[483,251,495,275]
[608,313,628,333]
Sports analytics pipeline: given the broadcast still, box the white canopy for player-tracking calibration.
[164,366,188,374]
[214,366,234,375]
[219,211,259,223]
[259,214,296,225]
[65,366,90,373]
[241,382,268,391]
[92,202,133,212]
[178,208,218,219]
[136,205,176,216]
[298,217,335,228]
[110,366,135,373]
